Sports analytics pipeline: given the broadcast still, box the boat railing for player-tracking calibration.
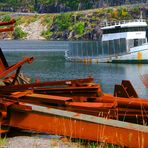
[101,19,146,27]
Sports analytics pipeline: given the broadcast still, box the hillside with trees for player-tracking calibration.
[0,0,148,13]
[0,3,148,40]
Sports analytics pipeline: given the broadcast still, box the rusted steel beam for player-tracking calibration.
[34,84,102,97]
[0,48,9,73]
[114,80,138,98]
[11,66,22,85]
[10,92,72,106]
[0,77,94,92]
[0,19,16,26]
[114,84,129,98]
[8,104,148,147]
[0,26,14,32]
[67,102,116,109]
[0,57,34,79]
[96,94,148,109]
[4,90,148,123]
[121,80,138,98]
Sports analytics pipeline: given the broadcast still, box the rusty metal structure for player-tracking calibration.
[0,19,148,147]
[0,19,15,33]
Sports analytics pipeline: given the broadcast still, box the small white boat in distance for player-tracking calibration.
[65,19,148,63]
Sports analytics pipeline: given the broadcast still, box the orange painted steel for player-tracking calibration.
[33,84,102,97]
[114,80,138,98]
[11,92,72,105]
[8,106,148,148]
[0,19,16,33]
[0,77,94,92]
[0,57,34,79]
[0,20,15,74]
[5,89,147,123]
[0,19,16,26]
[0,26,14,32]
[96,94,148,109]
[0,48,9,73]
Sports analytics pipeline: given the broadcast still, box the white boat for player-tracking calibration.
[65,19,148,63]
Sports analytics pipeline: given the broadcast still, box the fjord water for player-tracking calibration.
[0,40,148,98]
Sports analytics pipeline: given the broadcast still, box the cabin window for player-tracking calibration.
[127,38,146,49]
[103,27,146,34]
[109,40,114,55]
[134,39,138,47]
[127,40,134,49]
[142,39,146,44]
[120,38,126,53]
[114,39,120,54]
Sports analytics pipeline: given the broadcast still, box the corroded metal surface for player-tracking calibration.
[0,19,16,32]
[114,80,138,98]
[0,57,34,79]
[0,19,16,26]
[8,104,148,148]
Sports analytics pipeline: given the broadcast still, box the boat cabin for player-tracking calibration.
[101,19,147,55]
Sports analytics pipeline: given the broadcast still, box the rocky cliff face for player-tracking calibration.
[0,0,148,13]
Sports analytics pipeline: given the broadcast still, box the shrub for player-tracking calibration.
[132,6,140,14]
[121,8,128,17]
[41,29,53,39]
[73,21,85,35]
[55,13,73,31]
[13,27,27,39]
[0,137,7,146]
[1,15,11,22]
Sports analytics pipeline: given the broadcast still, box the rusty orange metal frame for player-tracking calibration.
[0,19,16,26]
[0,26,14,32]
[7,104,148,148]
[0,77,94,92]
[0,57,34,79]
[0,19,16,33]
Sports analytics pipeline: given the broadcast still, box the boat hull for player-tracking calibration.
[66,49,148,63]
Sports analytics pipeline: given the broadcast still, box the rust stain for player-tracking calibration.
[137,52,142,60]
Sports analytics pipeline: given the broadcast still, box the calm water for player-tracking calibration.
[0,40,148,98]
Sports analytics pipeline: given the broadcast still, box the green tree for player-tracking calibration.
[13,27,27,39]
[73,21,85,35]
[55,13,73,30]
